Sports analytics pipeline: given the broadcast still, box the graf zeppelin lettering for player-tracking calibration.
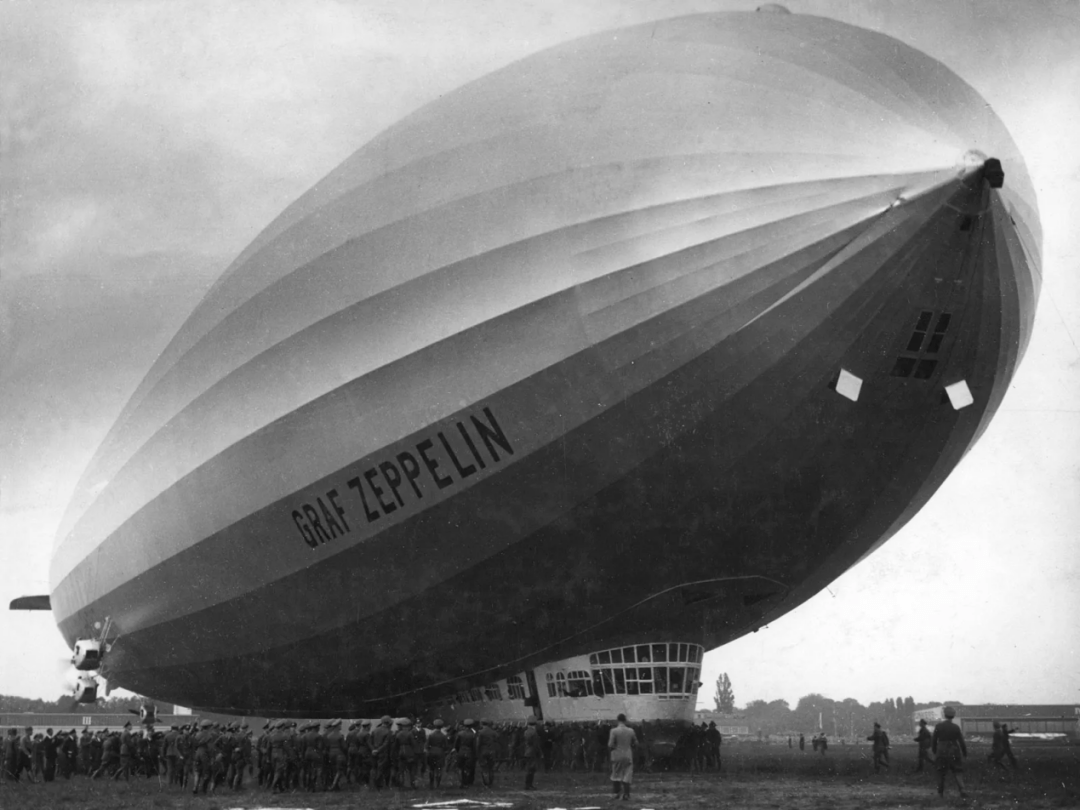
[291,406,514,549]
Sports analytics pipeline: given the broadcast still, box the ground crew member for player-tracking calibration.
[608,713,638,801]
[78,728,92,775]
[706,721,722,771]
[477,719,499,787]
[268,721,288,793]
[357,720,373,787]
[931,706,967,798]
[868,723,890,772]
[370,715,394,789]
[345,722,360,784]
[231,724,251,789]
[394,717,418,788]
[914,719,934,771]
[1001,723,1019,768]
[326,720,347,790]
[456,719,478,788]
[425,719,448,788]
[164,725,180,785]
[92,731,119,779]
[191,720,216,794]
[799,732,805,751]
[523,717,542,790]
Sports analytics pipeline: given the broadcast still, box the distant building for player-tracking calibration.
[0,712,197,733]
[693,710,750,736]
[913,705,1079,742]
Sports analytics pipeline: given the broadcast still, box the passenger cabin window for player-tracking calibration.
[586,643,702,699]
[506,675,526,700]
[484,684,502,701]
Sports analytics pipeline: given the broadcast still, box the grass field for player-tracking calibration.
[1,743,1076,810]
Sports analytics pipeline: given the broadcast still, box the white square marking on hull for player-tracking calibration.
[945,379,974,409]
[835,368,863,402]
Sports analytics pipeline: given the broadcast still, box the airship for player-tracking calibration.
[28,9,1041,719]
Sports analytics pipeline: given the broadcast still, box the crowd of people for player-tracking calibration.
[4,708,1016,800]
[0,713,685,796]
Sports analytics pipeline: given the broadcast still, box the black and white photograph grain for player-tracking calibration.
[1,2,1078,808]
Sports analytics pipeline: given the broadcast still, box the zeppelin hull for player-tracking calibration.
[50,12,1040,716]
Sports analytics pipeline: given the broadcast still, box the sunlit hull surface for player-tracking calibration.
[50,12,1040,716]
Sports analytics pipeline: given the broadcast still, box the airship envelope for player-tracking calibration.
[50,12,1039,715]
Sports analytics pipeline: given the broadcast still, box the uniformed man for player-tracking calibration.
[1001,722,1019,769]
[931,706,967,798]
[425,719,448,788]
[798,732,805,751]
[370,716,394,789]
[868,723,889,772]
[326,720,348,791]
[394,717,418,788]
[357,720,373,787]
[913,719,933,772]
[190,720,213,794]
[456,718,478,788]
[706,721,722,771]
[523,717,542,791]
[477,719,499,787]
[78,728,92,775]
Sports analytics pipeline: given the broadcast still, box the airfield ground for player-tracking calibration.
[2,743,1076,810]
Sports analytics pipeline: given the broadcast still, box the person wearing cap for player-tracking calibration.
[988,721,1008,771]
[476,719,499,787]
[455,719,478,788]
[179,724,196,789]
[393,717,418,789]
[867,722,889,773]
[268,721,289,793]
[77,727,92,776]
[931,706,967,798]
[92,730,119,780]
[913,719,933,772]
[424,719,448,789]
[370,716,394,789]
[325,720,347,791]
[190,720,213,794]
[163,724,181,786]
[411,717,428,782]
[523,717,542,790]
[1000,722,1019,769]
[357,720,373,788]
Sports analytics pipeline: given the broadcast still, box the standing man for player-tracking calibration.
[523,717,542,791]
[395,718,418,789]
[455,719,478,788]
[705,722,722,771]
[608,714,638,801]
[477,719,499,787]
[425,719,448,789]
[867,723,889,772]
[913,719,934,772]
[931,706,967,799]
[370,716,394,790]
[42,727,58,781]
[1001,723,1019,769]
[798,732,805,752]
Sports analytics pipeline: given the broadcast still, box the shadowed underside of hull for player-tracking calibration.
[49,12,1039,716]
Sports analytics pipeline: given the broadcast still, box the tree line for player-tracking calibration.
[0,693,163,714]
[711,674,954,737]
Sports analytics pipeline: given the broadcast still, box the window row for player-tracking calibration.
[546,666,700,698]
[588,643,703,666]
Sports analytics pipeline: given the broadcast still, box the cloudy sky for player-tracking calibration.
[1,0,1077,709]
